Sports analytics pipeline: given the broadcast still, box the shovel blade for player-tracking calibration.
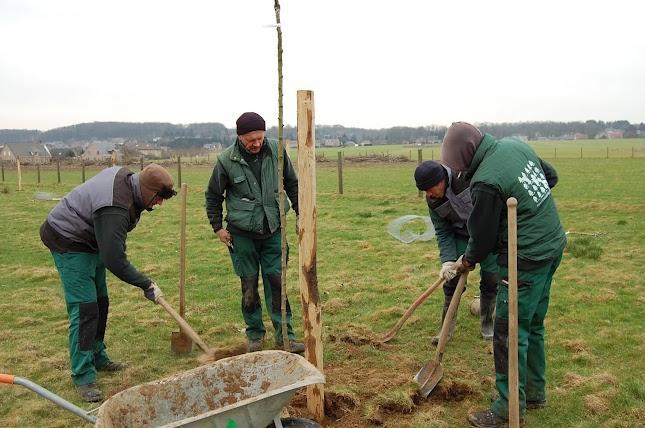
[414,360,443,398]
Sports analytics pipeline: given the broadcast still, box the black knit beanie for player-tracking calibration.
[236,112,266,136]
[414,161,446,191]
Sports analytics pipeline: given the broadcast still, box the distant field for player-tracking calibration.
[0,156,643,427]
[314,138,645,161]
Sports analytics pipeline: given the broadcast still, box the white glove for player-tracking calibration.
[439,262,458,281]
[144,282,164,303]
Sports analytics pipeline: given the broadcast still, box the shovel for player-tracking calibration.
[378,277,445,343]
[414,271,469,398]
[157,296,211,353]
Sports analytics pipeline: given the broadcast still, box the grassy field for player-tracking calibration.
[0,153,644,426]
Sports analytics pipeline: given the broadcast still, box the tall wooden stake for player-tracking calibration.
[417,149,423,197]
[179,183,188,319]
[57,160,61,183]
[274,0,290,351]
[507,197,520,428]
[297,90,324,422]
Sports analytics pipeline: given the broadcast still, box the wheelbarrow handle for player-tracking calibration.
[0,374,96,424]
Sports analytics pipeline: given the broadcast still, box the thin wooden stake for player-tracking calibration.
[81,160,86,183]
[37,164,41,185]
[57,161,61,183]
[1,160,4,182]
[140,157,144,171]
[297,90,324,422]
[179,183,187,319]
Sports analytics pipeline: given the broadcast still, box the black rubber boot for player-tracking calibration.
[468,410,525,427]
[480,293,496,340]
[431,294,457,346]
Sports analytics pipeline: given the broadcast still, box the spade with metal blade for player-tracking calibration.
[414,270,469,398]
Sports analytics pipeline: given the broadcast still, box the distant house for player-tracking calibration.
[0,142,51,164]
[82,141,121,162]
[360,140,373,146]
[319,138,341,147]
[606,130,623,139]
[137,143,164,159]
[574,133,588,140]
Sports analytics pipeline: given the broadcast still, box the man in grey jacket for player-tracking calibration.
[415,160,499,343]
[40,163,175,402]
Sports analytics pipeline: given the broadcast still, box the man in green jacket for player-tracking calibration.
[441,122,566,427]
[40,163,175,402]
[205,112,304,354]
[414,160,498,343]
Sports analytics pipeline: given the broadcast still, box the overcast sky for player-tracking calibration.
[1,0,643,130]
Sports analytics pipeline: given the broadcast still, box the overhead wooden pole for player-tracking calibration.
[297,90,324,422]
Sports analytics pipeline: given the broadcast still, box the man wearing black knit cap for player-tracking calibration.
[205,112,304,354]
[414,160,499,345]
[40,163,176,402]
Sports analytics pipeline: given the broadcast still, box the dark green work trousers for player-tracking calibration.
[228,231,295,343]
[490,253,563,418]
[51,252,111,386]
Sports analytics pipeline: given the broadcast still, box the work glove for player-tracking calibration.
[455,254,475,272]
[144,282,163,303]
[439,262,458,281]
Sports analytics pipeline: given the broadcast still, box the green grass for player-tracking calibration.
[0,157,644,427]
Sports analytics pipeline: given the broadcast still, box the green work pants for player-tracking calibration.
[490,253,563,418]
[52,252,111,386]
[228,232,295,343]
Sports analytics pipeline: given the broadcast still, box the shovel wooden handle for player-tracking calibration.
[507,197,520,428]
[379,277,445,343]
[436,271,468,356]
[157,296,210,353]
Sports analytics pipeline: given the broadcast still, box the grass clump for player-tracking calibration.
[566,236,603,260]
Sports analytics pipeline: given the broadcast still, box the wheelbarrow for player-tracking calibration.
[1,350,325,427]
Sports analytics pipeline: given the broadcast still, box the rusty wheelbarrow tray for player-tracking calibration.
[3,350,325,427]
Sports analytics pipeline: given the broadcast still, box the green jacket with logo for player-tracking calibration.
[465,134,566,266]
[205,138,298,236]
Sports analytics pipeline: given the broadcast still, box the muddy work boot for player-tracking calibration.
[97,361,128,372]
[247,338,263,352]
[431,295,457,346]
[468,410,525,427]
[275,340,305,354]
[526,398,547,410]
[479,293,496,340]
[76,382,103,402]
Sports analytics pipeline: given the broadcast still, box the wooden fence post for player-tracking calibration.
[607,147,609,159]
[1,160,4,182]
[37,163,41,185]
[140,157,144,171]
[17,159,22,191]
[296,90,324,422]
[337,151,343,195]
[580,147,583,159]
[57,160,61,184]
[554,147,557,159]
[418,149,423,197]
[177,156,182,187]
[81,160,86,183]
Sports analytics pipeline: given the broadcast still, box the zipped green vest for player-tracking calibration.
[217,139,290,234]
[470,135,566,262]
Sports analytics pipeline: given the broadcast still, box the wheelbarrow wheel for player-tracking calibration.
[266,417,322,428]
